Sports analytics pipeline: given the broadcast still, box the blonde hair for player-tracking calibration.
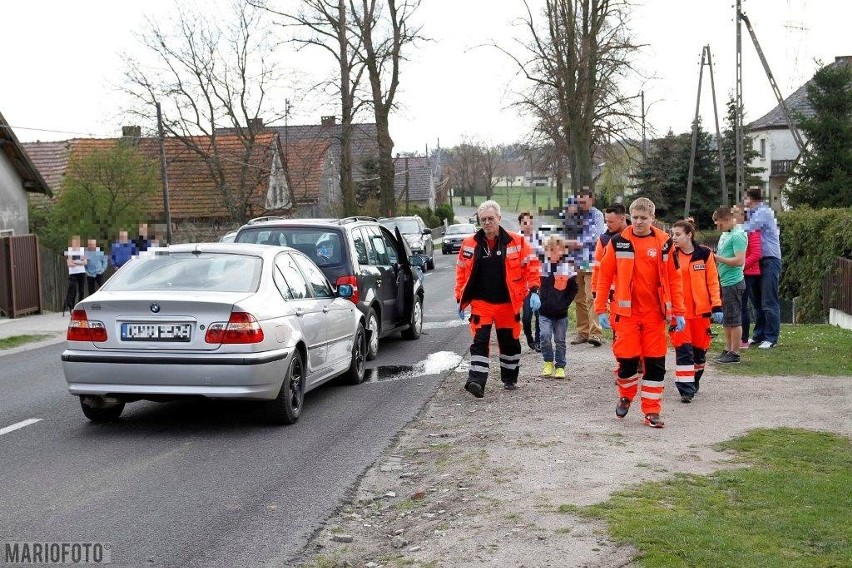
[478,200,501,218]
[629,197,656,216]
[544,234,567,252]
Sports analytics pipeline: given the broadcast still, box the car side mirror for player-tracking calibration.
[409,255,426,268]
[337,284,354,298]
[422,228,432,235]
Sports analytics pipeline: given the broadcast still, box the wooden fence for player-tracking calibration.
[823,256,852,316]
[0,235,44,317]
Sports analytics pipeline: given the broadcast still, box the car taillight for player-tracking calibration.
[336,275,359,304]
[205,311,265,344]
[67,310,108,342]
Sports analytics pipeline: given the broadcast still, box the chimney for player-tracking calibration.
[122,125,142,138]
[248,117,264,131]
[320,115,337,126]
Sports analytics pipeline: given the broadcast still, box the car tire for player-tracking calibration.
[79,396,124,422]
[264,350,304,425]
[442,248,448,255]
[427,256,435,270]
[401,294,423,340]
[339,323,367,385]
[365,308,380,361]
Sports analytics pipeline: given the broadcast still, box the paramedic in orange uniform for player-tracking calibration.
[594,198,685,428]
[455,200,541,398]
[669,219,723,403]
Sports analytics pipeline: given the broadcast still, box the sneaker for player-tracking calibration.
[464,381,484,398]
[680,394,693,403]
[542,361,554,376]
[526,338,536,350]
[588,336,603,347]
[740,341,750,349]
[570,335,588,345]
[616,397,631,418]
[644,413,665,428]
[553,367,566,379]
[748,338,758,345]
[534,342,541,353]
[503,382,518,391]
[714,350,730,362]
[716,351,741,364]
[758,341,776,349]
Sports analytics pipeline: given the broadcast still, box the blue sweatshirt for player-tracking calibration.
[110,241,137,268]
[84,248,108,276]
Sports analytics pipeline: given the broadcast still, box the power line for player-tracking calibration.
[0,123,114,138]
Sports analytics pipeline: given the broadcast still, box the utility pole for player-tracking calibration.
[156,102,172,245]
[404,156,410,214]
[706,47,728,206]
[640,91,647,160]
[735,0,744,205]
[685,48,706,220]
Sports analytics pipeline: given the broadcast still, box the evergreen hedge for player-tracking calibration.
[778,208,852,322]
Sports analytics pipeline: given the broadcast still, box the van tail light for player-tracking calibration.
[205,311,265,344]
[336,275,360,304]
[67,310,108,342]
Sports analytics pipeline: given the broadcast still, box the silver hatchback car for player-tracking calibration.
[61,243,366,425]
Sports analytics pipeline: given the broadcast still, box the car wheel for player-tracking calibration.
[427,256,435,270]
[442,248,448,255]
[264,350,304,425]
[401,295,423,340]
[79,396,125,422]
[340,323,367,385]
[365,308,380,361]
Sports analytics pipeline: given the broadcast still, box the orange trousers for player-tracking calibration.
[611,311,667,415]
[466,300,522,387]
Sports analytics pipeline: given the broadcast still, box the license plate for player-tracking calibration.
[121,323,192,342]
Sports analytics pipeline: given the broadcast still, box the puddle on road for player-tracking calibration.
[364,351,463,383]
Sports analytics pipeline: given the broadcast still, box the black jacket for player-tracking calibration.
[538,271,578,319]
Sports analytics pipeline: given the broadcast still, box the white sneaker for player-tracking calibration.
[758,341,776,349]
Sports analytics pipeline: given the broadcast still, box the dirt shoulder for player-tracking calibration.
[298,341,852,567]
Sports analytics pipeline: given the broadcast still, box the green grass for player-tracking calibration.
[570,428,852,567]
[710,323,852,376]
[453,186,565,217]
[0,334,53,350]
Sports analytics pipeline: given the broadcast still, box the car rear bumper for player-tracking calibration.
[62,348,291,400]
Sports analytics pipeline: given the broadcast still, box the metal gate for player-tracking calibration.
[0,235,43,318]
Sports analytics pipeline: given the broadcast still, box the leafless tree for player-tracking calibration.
[350,0,423,216]
[122,1,288,224]
[502,0,644,194]
[479,143,502,201]
[255,0,365,216]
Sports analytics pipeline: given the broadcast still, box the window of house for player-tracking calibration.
[759,138,766,159]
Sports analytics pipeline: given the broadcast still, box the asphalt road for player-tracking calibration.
[0,253,468,567]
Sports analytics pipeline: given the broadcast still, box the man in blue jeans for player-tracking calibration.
[742,187,781,348]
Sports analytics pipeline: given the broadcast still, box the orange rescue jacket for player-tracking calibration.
[673,245,723,318]
[455,227,541,314]
[593,225,685,320]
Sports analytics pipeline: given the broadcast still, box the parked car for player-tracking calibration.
[234,216,424,361]
[219,231,237,243]
[441,223,477,254]
[378,216,434,270]
[61,243,366,425]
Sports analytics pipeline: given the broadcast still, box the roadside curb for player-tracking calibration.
[0,333,66,357]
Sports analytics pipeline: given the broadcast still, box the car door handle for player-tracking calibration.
[376,280,382,289]
[322,306,329,313]
[295,308,304,317]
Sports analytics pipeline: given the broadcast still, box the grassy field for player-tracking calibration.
[453,186,566,217]
[569,428,852,567]
[709,323,852,376]
[0,334,52,350]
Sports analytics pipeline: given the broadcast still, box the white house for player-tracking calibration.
[0,111,51,236]
[746,55,851,211]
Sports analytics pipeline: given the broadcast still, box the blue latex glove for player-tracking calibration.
[711,312,723,324]
[458,304,466,321]
[674,315,686,332]
[598,313,611,330]
[529,292,541,312]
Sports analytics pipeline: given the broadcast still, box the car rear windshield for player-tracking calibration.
[235,227,345,268]
[103,252,262,292]
[380,219,420,234]
[447,224,475,234]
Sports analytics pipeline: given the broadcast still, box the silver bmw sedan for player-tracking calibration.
[61,243,366,425]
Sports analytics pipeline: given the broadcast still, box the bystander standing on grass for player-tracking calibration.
[713,207,747,364]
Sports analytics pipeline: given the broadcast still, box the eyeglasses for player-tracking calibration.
[480,216,498,223]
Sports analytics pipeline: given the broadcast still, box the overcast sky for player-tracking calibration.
[2,0,848,153]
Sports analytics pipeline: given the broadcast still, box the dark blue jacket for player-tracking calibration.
[110,241,137,268]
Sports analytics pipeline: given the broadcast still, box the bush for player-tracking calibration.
[407,205,441,229]
[778,207,852,322]
[435,203,455,226]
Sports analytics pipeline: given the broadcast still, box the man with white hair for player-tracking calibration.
[455,200,541,397]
